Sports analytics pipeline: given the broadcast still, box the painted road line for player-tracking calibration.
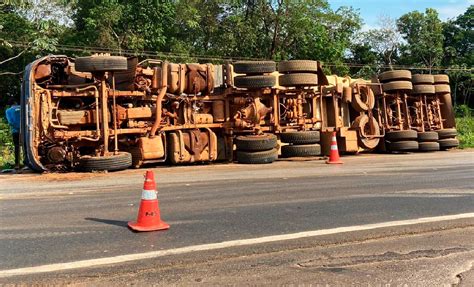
[1,213,474,278]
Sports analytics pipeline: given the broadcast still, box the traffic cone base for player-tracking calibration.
[326,132,343,164]
[128,200,170,232]
[128,170,170,232]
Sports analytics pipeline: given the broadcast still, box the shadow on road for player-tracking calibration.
[85,217,129,228]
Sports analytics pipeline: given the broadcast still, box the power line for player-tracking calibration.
[5,40,474,72]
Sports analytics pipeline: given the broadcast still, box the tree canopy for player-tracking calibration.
[0,1,472,107]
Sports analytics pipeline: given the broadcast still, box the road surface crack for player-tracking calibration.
[296,247,469,269]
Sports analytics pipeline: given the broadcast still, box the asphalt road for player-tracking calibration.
[0,150,473,285]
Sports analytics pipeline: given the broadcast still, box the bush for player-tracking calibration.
[456,116,474,148]
[0,116,15,169]
[455,104,472,118]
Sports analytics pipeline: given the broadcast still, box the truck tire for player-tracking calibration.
[352,114,380,150]
[236,149,278,164]
[280,131,320,144]
[278,60,318,73]
[379,70,412,83]
[75,56,128,72]
[437,128,457,139]
[438,138,459,150]
[388,141,419,152]
[351,87,375,112]
[412,74,434,84]
[281,144,321,158]
[435,84,451,94]
[382,81,413,92]
[233,61,276,74]
[385,130,418,141]
[234,75,276,89]
[418,142,440,152]
[417,131,439,142]
[434,74,449,84]
[412,84,435,95]
[235,134,277,152]
[79,152,132,172]
[279,73,318,87]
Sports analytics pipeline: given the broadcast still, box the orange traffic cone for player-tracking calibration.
[128,170,170,232]
[326,132,343,164]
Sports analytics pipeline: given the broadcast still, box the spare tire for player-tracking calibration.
[385,130,418,141]
[236,149,278,164]
[233,61,276,74]
[412,84,435,95]
[412,74,434,84]
[281,144,321,158]
[379,70,412,83]
[278,60,318,73]
[417,131,439,142]
[434,74,449,84]
[352,114,380,150]
[235,134,277,152]
[234,75,276,89]
[79,152,132,172]
[75,56,128,72]
[279,73,318,87]
[382,81,413,92]
[280,131,320,144]
[351,84,375,112]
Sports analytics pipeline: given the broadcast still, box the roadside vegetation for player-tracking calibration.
[0,1,472,168]
[456,105,474,148]
[0,116,14,169]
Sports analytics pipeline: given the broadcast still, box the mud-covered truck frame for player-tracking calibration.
[21,55,456,172]
[22,55,332,172]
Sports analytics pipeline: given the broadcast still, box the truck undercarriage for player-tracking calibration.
[21,55,457,172]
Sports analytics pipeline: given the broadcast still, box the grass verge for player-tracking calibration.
[0,117,14,169]
[456,116,474,148]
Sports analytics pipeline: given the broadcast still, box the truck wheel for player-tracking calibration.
[236,149,278,164]
[278,60,318,73]
[412,74,434,84]
[435,84,451,94]
[79,152,132,172]
[234,75,276,89]
[419,142,440,152]
[351,85,375,112]
[279,73,318,87]
[436,128,457,139]
[412,85,435,95]
[281,144,321,158]
[280,131,320,144]
[385,130,418,141]
[417,132,439,142]
[233,61,276,74]
[352,114,380,150]
[387,141,419,152]
[382,81,413,92]
[235,134,277,152]
[438,138,459,150]
[434,74,449,84]
[378,70,412,83]
[75,56,128,72]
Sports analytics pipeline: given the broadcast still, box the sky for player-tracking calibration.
[329,0,473,30]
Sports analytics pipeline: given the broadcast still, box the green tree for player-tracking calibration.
[397,8,444,72]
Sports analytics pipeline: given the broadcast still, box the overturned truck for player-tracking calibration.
[21,55,457,172]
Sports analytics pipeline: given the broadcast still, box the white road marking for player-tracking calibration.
[1,213,473,278]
